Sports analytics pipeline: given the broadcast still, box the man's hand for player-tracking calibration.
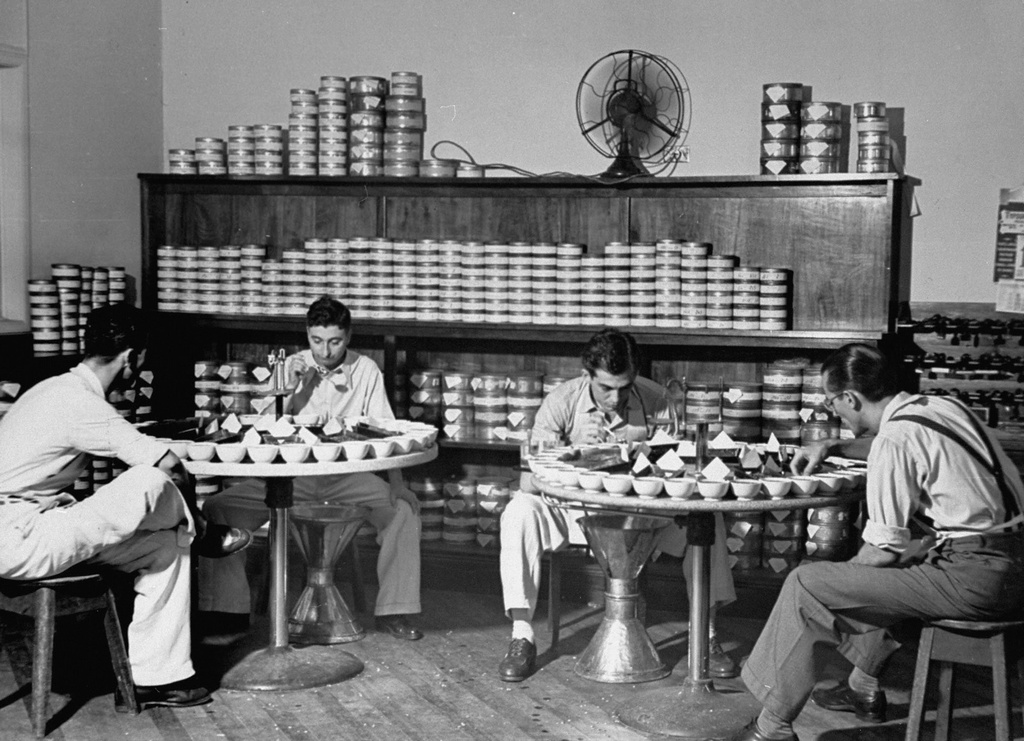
[789,440,833,475]
[849,542,900,567]
[579,412,609,445]
[285,354,310,388]
[393,486,420,514]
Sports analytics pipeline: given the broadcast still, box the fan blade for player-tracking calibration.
[581,115,613,136]
[638,111,678,139]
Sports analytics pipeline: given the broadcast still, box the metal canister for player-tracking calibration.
[419,159,457,178]
[762,82,803,104]
[853,101,886,119]
[349,76,388,96]
[801,101,842,124]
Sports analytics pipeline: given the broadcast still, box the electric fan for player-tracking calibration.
[576,50,690,178]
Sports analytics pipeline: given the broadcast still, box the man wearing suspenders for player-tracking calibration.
[732,344,1024,741]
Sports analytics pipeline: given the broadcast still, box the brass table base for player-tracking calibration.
[616,679,761,740]
[220,645,364,692]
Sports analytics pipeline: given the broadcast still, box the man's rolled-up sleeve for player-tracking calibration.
[862,435,920,553]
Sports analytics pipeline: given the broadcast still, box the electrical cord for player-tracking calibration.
[427,139,686,183]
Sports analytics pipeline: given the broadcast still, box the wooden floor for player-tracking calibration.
[1,587,1020,741]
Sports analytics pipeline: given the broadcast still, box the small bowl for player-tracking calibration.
[279,443,311,464]
[789,476,820,497]
[215,443,247,463]
[813,473,845,495]
[340,440,368,461]
[664,477,698,499]
[311,443,341,462]
[603,474,634,496]
[731,479,762,500]
[185,442,215,461]
[167,439,191,459]
[367,439,395,458]
[246,444,279,464]
[697,479,730,500]
[391,436,415,455]
[762,477,793,499]
[555,466,581,489]
[633,476,665,499]
[577,470,608,492]
[292,413,319,427]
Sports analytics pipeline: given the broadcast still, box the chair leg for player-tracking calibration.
[991,632,1011,741]
[346,540,368,615]
[31,587,55,739]
[103,588,138,716]
[547,550,562,652]
[906,625,934,741]
[934,661,955,741]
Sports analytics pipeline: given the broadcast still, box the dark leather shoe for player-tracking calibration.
[708,635,739,679]
[375,614,423,641]
[811,680,887,723]
[136,675,212,709]
[728,719,799,741]
[498,638,537,682]
[195,524,252,559]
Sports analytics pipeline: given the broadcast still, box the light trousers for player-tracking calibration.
[0,467,195,687]
[499,489,736,620]
[199,472,421,616]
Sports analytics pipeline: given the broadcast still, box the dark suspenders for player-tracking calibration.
[890,397,1022,531]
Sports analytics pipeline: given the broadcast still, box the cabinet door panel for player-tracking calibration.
[386,196,628,247]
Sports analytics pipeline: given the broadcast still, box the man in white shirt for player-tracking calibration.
[0,304,250,709]
[198,296,423,640]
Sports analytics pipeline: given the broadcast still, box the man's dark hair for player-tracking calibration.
[306,295,352,331]
[83,303,146,362]
[820,343,902,402]
[582,328,642,377]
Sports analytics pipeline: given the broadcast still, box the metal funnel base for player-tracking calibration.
[615,679,761,739]
[220,645,364,692]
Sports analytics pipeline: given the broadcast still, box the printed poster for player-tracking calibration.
[994,187,1024,281]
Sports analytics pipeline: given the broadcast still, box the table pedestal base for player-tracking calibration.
[616,679,761,740]
[220,645,364,692]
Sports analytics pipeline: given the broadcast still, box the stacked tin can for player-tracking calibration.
[193,358,221,420]
[236,244,263,315]
[799,102,842,174]
[628,242,656,327]
[437,240,463,322]
[384,71,425,177]
[760,82,803,175]
[721,381,762,442]
[134,368,155,422]
[724,511,764,571]
[679,241,711,329]
[27,280,60,356]
[167,149,197,175]
[457,242,484,323]
[475,476,512,548]
[854,101,890,173]
[732,266,760,330]
[654,240,682,328]
[531,242,559,325]
[706,254,736,330]
[410,474,444,540]
[348,76,387,177]
[473,372,508,441]
[759,267,791,330]
[579,254,605,326]
[368,237,394,319]
[317,76,348,177]
[442,476,478,546]
[414,239,440,321]
[555,243,583,326]
[603,242,631,326]
[287,89,318,177]
[391,240,417,320]
[254,124,284,176]
[804,504,856,561]
[761,361,804,443]
[278,248,308,316]
[194,137,226,176]
[226,125,255,176]
[408,368,443,426]
[51,264,81,355]
[683,383,723,439]
[799,365,841,442]
[91,267,110,310]
[508,243,534,323]
[196,248,221,314]
[763,509,806,574]
[506,371,544,438]
[482,242,510,323]
[217,361,252,417]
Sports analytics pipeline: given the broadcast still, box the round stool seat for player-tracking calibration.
[929,617,1024,632]
[1,570,104,592]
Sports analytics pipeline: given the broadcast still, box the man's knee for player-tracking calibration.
[116,465,173,494]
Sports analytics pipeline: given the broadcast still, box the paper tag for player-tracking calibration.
[252,367,271,382]
[709,431,736,449]
[799,408,814,422]
[193,363,207,378]
[139,371,154,384]
[477,517,497,530]
[730,521,752,537]
[805,541,820,555]
[444,408,464,422]
[443,424,461,438]
[124,389,136,402]
[726,537,745,551]
[205,419,219,435]
[322,418,343,435]
[254,415,275,431]
[767,522,789,537]
[217,364,233,380]
[242,428,262,445]
[769,510,789,522]
[298,426,318,445]
[725,387,745,403]
[222,414,242,433]
[479,500,501,512]
[1,382,21,398]
[411,390,431,404]
[445,499,467,513]
[195,394,210,407]
[767,557,789,573]
[648,429,676,446]
[410,373,429,389]
[807,524,820,538]
[763,457,783,475]
[765,433,781,452]
[408,406,424,420]
[701,457,732,480]
[140,386,154,399]
[493,427,509,440]
[269,418,296,438]
[632,451,652,475]
[476,533,496,547]
[656,449,685,473]
[740,447,763,469]
[445,375,466,389]
[507,411,525,426]
[251,396,275,413]
[677,440,697,457]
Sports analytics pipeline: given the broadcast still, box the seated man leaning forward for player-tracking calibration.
[732,343,1024,741]
[199,295,424,641]
[498,328,737,682]
[0,303,250,709]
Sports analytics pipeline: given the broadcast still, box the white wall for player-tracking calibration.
[159,0,1024,306]
[27,0,162,285]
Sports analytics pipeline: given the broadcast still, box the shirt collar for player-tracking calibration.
[879,390,914,428]
[312,351,354,388]
[70,363,106,399]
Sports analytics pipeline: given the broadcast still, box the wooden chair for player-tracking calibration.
[905,618,1024,741]
[0,570,138,738]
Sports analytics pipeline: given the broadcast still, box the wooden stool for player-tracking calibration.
[0,571,139,738]
[905,618,1024,741]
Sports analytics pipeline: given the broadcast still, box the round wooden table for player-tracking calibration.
[535,477,864,740]
[186,446,437,691]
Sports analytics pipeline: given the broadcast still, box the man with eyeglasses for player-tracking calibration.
[731,343,1024,741]
[497,328,737,682]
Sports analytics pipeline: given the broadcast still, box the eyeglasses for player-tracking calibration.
[822,390,847,413]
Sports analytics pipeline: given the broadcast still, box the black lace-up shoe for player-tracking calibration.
[811,680,887,723]
[728,719,799,741]
[498,638,536,682]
